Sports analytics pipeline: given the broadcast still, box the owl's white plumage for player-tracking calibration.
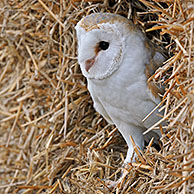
[76,13,165,163]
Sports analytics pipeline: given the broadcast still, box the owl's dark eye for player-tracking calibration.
[99,41,109,50]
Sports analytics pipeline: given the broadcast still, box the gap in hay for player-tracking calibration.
[0,0,193,194]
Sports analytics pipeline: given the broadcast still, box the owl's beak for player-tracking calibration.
[85,57,95,72]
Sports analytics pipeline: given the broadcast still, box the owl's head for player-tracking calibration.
[75,13,141,80]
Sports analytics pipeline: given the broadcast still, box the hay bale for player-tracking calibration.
[0,0,193,193]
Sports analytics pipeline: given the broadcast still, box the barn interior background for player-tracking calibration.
[0,0,193,193]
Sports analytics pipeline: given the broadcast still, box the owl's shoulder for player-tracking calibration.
[144,40,166,99]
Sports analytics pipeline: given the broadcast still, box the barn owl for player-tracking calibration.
[75,13,165,163]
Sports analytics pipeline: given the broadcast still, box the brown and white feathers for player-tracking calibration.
[76,13,165,162]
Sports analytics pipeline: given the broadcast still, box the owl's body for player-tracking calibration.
[76,13,165,162]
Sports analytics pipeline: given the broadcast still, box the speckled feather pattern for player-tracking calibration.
[79,13,136,32]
